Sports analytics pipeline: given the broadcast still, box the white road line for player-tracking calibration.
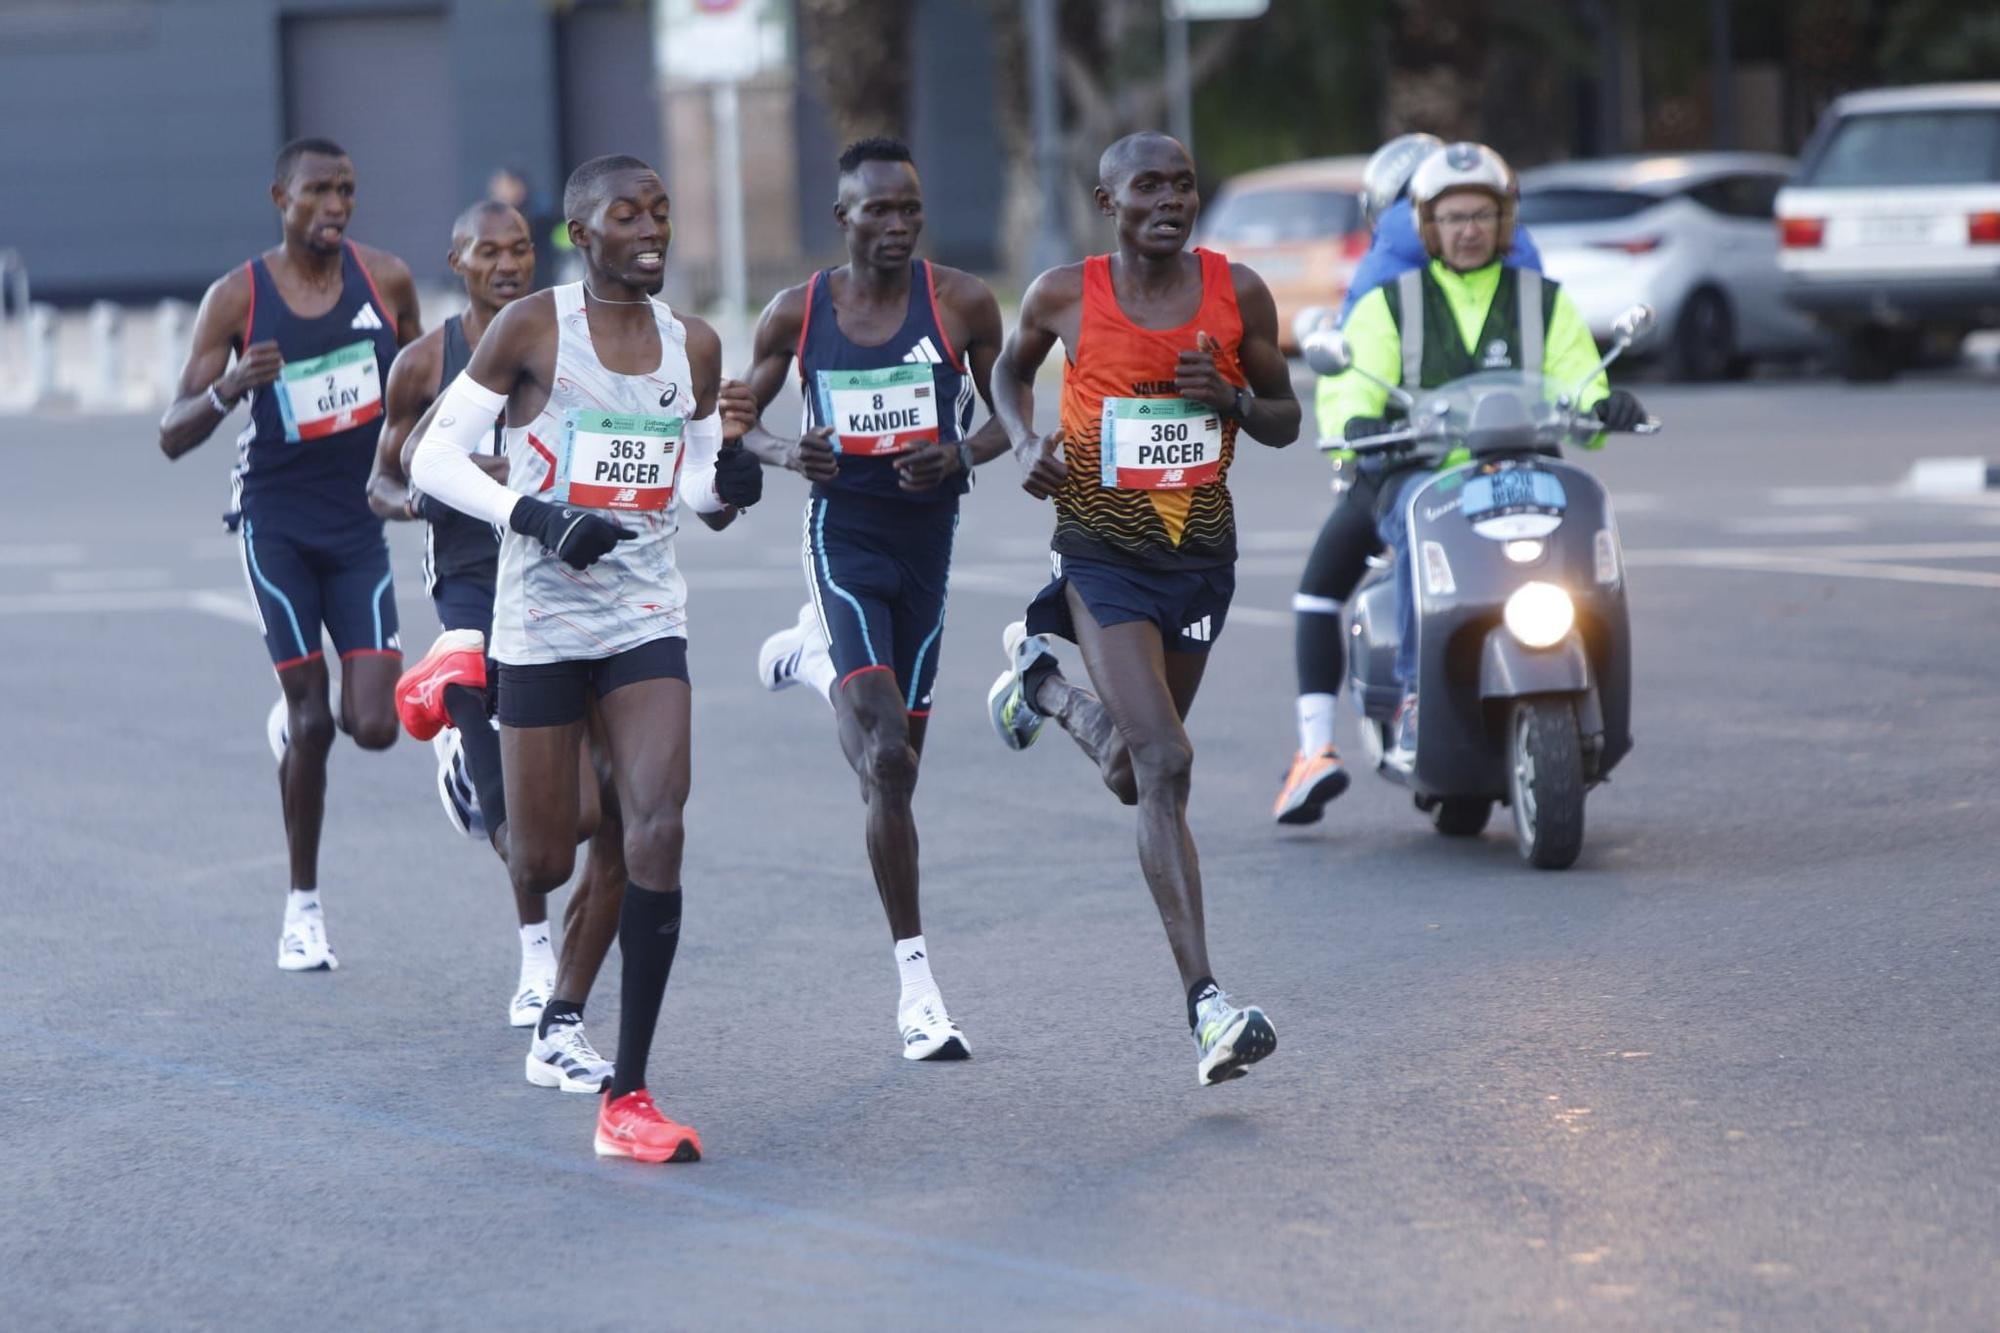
[0,542,87,566]
[51,568,173,592]
[1721,514,1867,536]
[1628,550,2000,590]
[186,589,262,626]
[0,586,263,621]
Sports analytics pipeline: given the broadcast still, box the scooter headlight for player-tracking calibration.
[1503,539,1544,564]
[1503,581,1575,649]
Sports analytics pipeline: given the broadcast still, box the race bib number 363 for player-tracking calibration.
[1099,397,1224,491]
[816,364,939,456]
[556,411,684,511]
[276,341,382,442]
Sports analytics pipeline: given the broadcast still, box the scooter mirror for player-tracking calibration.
[1291,305,1337,352]
[1301,329,1354,378]
[1611,304,1656,345]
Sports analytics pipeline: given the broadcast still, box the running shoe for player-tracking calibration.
[526,1020,614,1093]
[899,991,971,1061]
[395,628,487,742]
[1272,747,1350,825]
[277,905,337,972]
[508,955,553,1028]
[266,697,289,764]
[431,729,486,841]
[1193,990,1276,1086]
[756,601,828,692]
[595,1089,702,1163]
[987,620,1055,751]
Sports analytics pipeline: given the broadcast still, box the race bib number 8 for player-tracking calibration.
[1099,397,1224,491]
[276,341,382,442]
[816,364,939,456]
[556,410,684,512]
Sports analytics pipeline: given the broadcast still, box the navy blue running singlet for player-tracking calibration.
[423,314,503,591]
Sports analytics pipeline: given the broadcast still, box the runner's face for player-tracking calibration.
[277,154,356,256]
[1101,146,1199,259]
[452,211,535,312]
[836,161,923,270]
[583,172,671,295]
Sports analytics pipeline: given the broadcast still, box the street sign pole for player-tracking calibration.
[710,80,747,358]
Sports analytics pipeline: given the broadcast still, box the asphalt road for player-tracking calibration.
[4,366,1997,1331]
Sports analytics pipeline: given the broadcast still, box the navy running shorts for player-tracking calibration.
[431,576,496,638]
[238,514,400,669]
[1024,553,1235,655]
[801,492,958,715]
[497,636,690,729]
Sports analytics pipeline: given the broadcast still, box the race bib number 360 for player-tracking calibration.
[816,364,939,456]
[555,410,684,512]
[276,341,382,441]
[1099,397,1223,491]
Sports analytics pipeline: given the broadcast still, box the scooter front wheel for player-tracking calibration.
[1509,697,1585,869]
[1430,797,1493,837]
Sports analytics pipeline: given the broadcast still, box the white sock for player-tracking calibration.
[286,889,321,920]
[895,935,937,1008]
[801,653,837,705]
[520,923,555,971]
[1296,693,1338,754]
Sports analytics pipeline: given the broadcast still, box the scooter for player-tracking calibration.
[1300,306,1660,869]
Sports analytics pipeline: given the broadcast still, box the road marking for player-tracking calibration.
[1628,549,2000,590]
[51,567,173,592]
[0,586,263,622]
[1721,514,1866,536]
[0,542,87,566]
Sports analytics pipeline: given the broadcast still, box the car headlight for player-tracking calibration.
[1503,582,1574,648]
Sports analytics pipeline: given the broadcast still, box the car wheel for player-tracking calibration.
[1672,288,1735,383]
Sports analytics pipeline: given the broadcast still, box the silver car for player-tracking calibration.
[1519,153,1827,380]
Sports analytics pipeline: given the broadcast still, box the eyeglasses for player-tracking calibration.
[1434,208,1500,230]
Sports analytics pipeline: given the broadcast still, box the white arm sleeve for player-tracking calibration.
[679,411,729,515]
[410,373,520,528]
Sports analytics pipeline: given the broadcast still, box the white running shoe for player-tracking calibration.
[757,601,828,693]
[508,960,554,1028]
[1193,989,1276,1086]
[899,991,971,1061]
[431,729,485,841]
[987,620,1055,751]
[266,697,289,764]
[277,905,337,972]
[526,1020,614,1093]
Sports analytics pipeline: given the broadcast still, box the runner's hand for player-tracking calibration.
[471,455,510,484]
[220,340,284,400]
[1174,330,1231,410]
[716,378,759,441]
[1018,431,1066,500]
[894,440,959,492]
[508,495,633,570]
[789,426,838,482]
[713,441,763,508]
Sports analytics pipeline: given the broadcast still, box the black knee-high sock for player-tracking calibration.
[1294,607,1346,696]
[608,883,681,1099]
[443,683,507,829]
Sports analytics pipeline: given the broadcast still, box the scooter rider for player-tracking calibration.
[1321,142,1645,766]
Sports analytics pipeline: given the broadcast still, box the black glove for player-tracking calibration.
[507,495,633,570]
[711,442,763,509]
[1343,415,1393,443]
[1594,390,1645,432]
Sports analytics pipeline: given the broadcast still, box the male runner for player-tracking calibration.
[738,138,1008,1060]
[160,138,422,972]
[984,132,1301,1086]
[365,200,620,1092]
[410,155,763,1161]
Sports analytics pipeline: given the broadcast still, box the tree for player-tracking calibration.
[796,0,915,146]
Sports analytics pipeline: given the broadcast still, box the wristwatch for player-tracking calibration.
[1224,386,1250,422]
[206,382,239,415]
[955,439,975,477]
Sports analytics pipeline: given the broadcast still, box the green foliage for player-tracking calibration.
[1879,0,2000,82]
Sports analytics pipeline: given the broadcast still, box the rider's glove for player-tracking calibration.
[1593,390,1645,432]
[712,444,763,509]
[1343,414,1393,443]
[508,495,634,570]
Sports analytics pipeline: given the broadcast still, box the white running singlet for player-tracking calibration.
[491,282,707,665]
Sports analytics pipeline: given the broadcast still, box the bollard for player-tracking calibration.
[154,299,192,406]
[27,302,58,405]
[89,300,124,407]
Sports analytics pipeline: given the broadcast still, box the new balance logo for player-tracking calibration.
[901,336,944,366]
[1181,615,1213,643]
[614,487,638,504]
[350,304,385,331]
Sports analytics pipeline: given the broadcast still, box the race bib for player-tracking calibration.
[816,364,939,456]
[275,341,382,441]
[1099,397,1223,491]
[554,410,684,512]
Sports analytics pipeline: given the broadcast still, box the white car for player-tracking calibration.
[1519,153,1825,381]
[1775,82,2000,380]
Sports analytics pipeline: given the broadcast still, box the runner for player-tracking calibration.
[738,137,1008,1060]
[365,200,621,1091]
[984,132,1301,1086]
[409,154,763,1160]
[159,137,422,972]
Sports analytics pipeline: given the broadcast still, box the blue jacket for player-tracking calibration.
[1337,198,1543,325]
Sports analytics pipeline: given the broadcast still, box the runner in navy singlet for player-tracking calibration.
[739,138,1010,1061]
[160,137,422,974]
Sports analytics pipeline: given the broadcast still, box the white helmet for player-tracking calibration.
[1410,141,1517,259]
[1361,132,1443,226]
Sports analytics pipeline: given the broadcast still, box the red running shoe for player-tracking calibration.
[595,1089,702,1163]
[394,629,487,741]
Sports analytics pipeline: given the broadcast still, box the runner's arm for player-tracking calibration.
[737,285,835,479]
[1226,264,1302,447]
[408,300,534,527]
[994,266,1078,499]
[159,270,278,460]
[682,317,760,532]
[895,273,1010,491]
[364,248,426,349]
[369,333,441,520]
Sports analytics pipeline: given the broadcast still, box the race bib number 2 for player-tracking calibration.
[816,364,939,456]
[1099,397,1223,491]
[275,341,382,441]
[555,410,683,512]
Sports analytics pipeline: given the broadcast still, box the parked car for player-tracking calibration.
[1518,152,1825,381]
[1776,82,2000,380]
[1198,156,1370,351]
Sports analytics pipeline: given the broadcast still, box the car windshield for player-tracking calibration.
[1805,110,2000,186]
[1201,188,1361,244]
[1516,188,1659,224]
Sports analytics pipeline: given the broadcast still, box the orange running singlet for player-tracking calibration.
[1054,247,1244,570]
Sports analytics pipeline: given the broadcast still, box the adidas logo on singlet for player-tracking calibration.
[901,336,944,366]
[350,304,384,331]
